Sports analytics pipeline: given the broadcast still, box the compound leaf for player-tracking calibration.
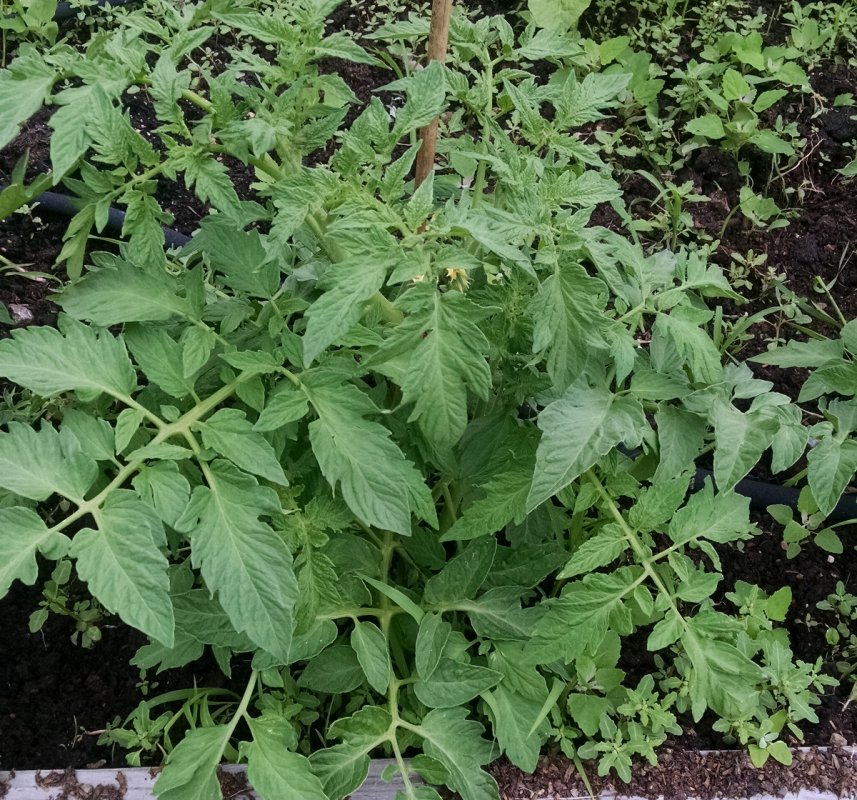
[528,381,645,509]
[154,726,231,800]
[0,507,70,597]
[0,317,136,399]
[416,708,498,800]
[0,422,96,502]
[305,375,435,535]
[198,408,288,486]
[71,492,174,646]
[370,285,491,450]
[177,460,297,661]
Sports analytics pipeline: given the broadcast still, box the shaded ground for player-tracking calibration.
[0,577,230,771]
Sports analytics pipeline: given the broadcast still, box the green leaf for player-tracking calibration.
[686,114,726,139]
[529,263,607,391]
[150,52,189,125]
[768,740,793,766]
[721,69,751,101]
[125,325,196,399]
[181,326,215,378]
[115,408,144,453]
[177,460,297,661]
[527,381,645,510]
[552,71,631,128]
[630,369,687,402]
[246,718,328,800]
[424,538,497,605]
[415,708,498,800]
[563,171,622,206]
[808,437,857,517]
[71,492,174,645]
[0,507,70,597]
[526,568,641,663]
[299,645,365,693]
[655,405,706,481]
[750,130,795,156]
[172,590,255,652]
[668,484,751,545]
[0,61,55,149]
[766,586,792,622]
[654,309,723,384]
[350,621,392,694]
[180,150,241,211]
[483,686,549,773]
[567,693,611,737]
[154,726,231,800]
[414,658,503,708]
[442,462,532,541]
[197,408,288,486]
[304,258,389,365]
[416,613,451,679]
[681,623,762,719]
[393,60,447,134]
[304,375,435,536]
[121,191,168,269]
[0,422,96,501]
[359,574,425,623]
[776,61,808,85]
[132,462,191,528]
[295,548,343,629]
[528,0,592,31]
[559,524,628,579]
[712,404,779,491]
[182,216,276,298]
[754,89,787,112]
[309,707,393,800]
[369,285,491,450]
[750,338,843,368]
[50,93,95,180]
[62,409,115,462]
[0,317,136,399]
[309,744,372,800]
[459,587,543,641]
[314,32,383,66]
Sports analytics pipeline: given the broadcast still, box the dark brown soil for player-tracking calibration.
[0,577,227,771]
[488,746,857,800]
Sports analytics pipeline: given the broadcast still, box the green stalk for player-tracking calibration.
[585,470,688,631]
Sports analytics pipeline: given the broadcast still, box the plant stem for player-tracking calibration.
[415,0,454,187]
[585,470,688,631]
[49,374,254,534]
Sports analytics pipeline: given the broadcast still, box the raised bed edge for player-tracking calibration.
[2,749,856,800]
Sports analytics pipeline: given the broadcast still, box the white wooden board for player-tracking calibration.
[0,759,408,799]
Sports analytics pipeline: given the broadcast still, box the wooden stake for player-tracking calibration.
[414,0,454,188]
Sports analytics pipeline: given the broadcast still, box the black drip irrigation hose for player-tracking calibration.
[695,467,857,522]
[2,187,191,249]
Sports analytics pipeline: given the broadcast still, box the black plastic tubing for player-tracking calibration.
[695,467,857,522]
[2,187,191,248]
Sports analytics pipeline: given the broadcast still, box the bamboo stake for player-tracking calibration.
[414,0,454,188]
